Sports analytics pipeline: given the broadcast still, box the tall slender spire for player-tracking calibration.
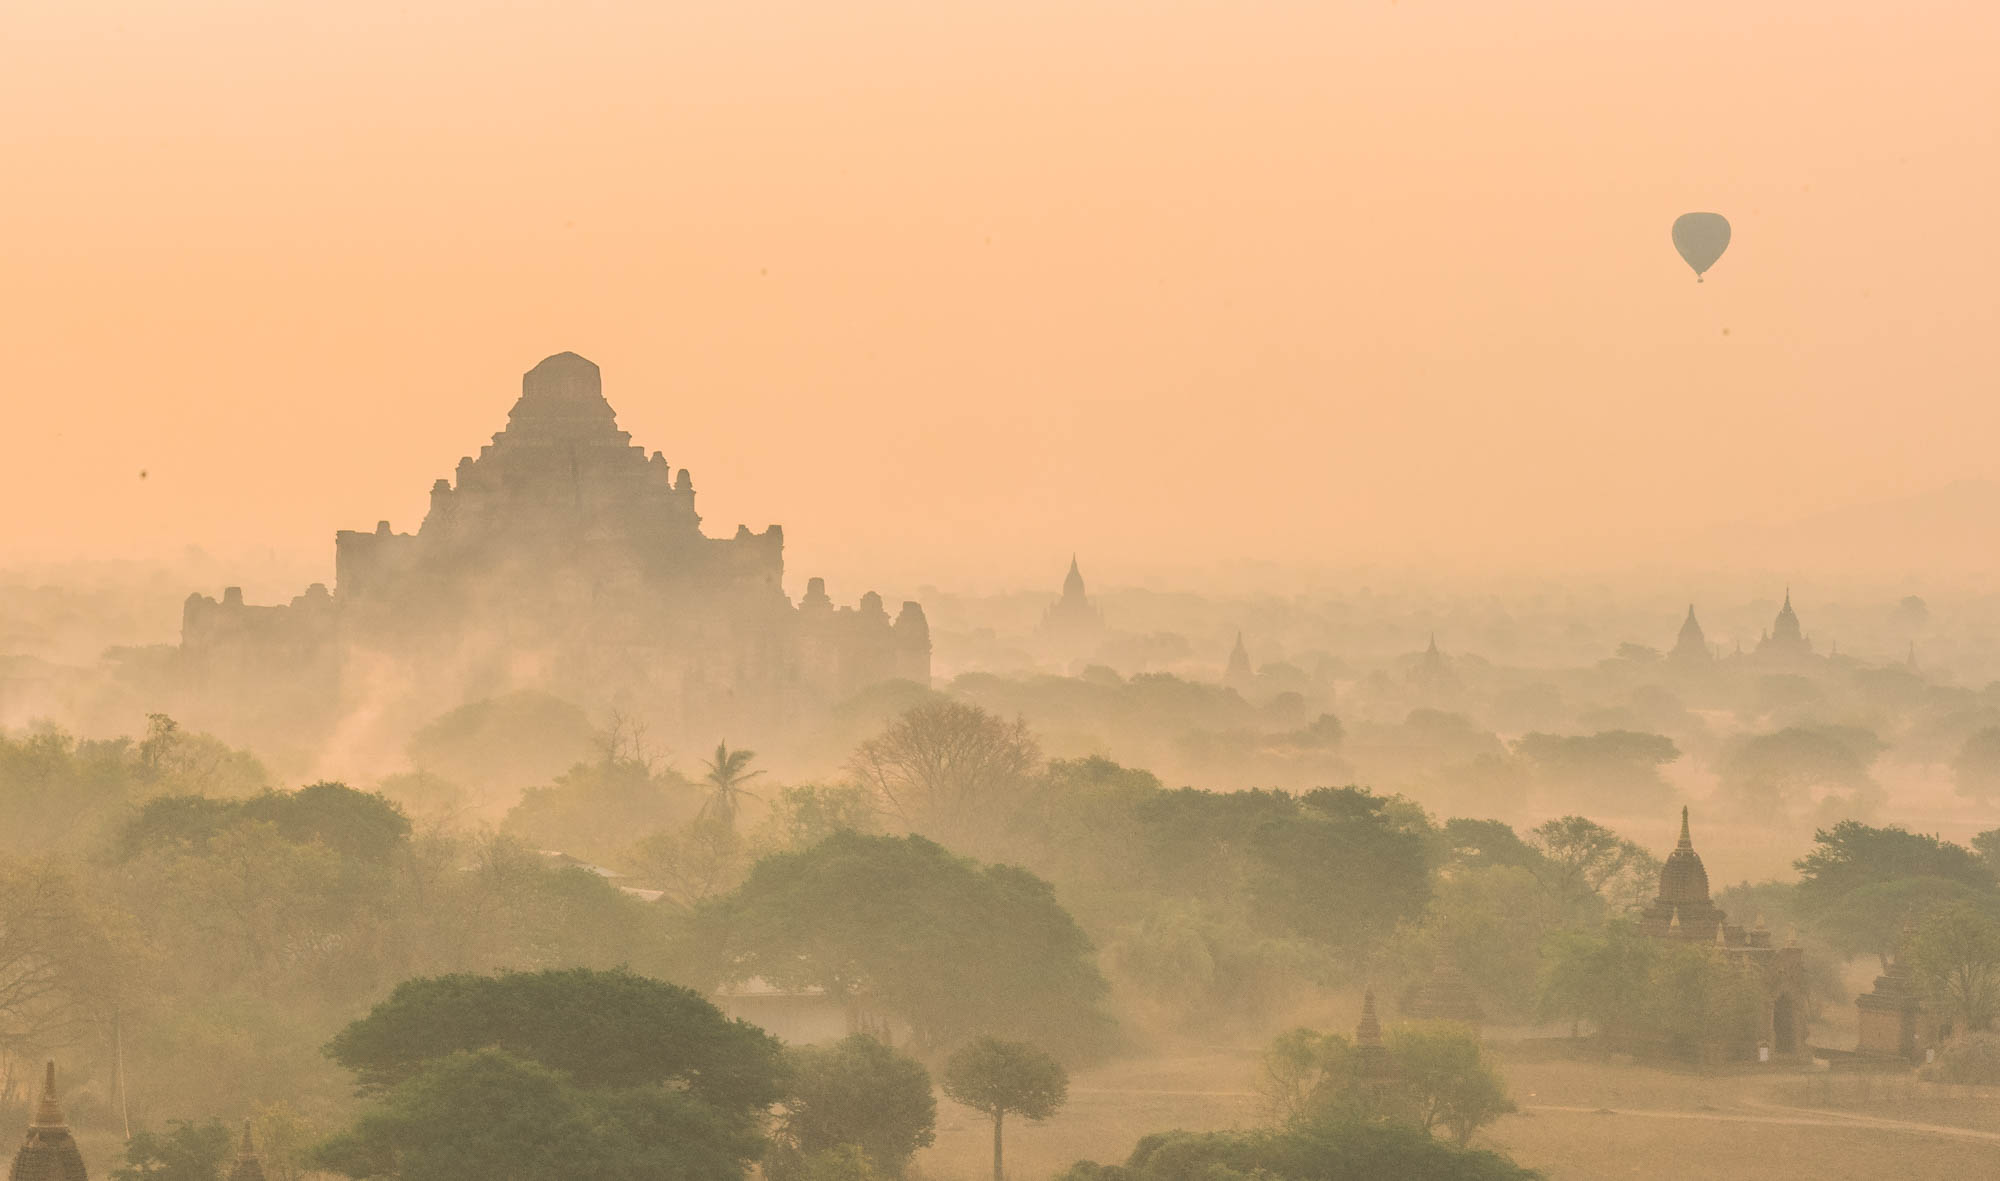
[33,1062,63,1129]
[1673,605,1710,662]
[227,1118,269,1181]
[1678,805,1692,850]
[1226,631,1253,685]
[1356,989,1383,1047]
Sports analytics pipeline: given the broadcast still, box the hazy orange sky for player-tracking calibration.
[3,1,1996,595]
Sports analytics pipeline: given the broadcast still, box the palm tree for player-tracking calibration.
[699,742,765,832]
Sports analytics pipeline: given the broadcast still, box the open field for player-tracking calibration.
[918,1045,2000,1181]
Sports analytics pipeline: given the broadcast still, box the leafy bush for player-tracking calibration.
[1921,1032,2000,1084]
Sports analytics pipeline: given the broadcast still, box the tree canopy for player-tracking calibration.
[1794,821,1993,918]
[942,1037,1070,1181]
[711,833,1110,1053]
[774,1035,936,1179]
[314,1048,762,1181]
[324,968,784,1115]
[1060,1122,1541,1181]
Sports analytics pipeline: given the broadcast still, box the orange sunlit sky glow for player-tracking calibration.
[4,1,1996,594]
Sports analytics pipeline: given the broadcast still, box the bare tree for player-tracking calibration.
[0,860,130,1088]
[847,703,1039,844]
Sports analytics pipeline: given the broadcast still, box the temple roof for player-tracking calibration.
[1672,604,1708,658]
[1657,806,1711,905]
[1770,588,1804,644]
[1062,556,1086,602]
[504,352,619,437]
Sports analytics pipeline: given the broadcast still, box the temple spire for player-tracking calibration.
[1678,805,1692,850]
[1226,631,1253,685]
[1356,989,1383,1047]
[33,1061,63,1128]
[227,1116,269,1181]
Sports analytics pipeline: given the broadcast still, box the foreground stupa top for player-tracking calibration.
[10,1062,87,1181]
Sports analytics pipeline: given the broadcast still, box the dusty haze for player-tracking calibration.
[4,1,1997,592]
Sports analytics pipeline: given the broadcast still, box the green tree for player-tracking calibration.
[713,833,1110,1052]
[1794,821,1993,923]
[1523,816,1661,917]
[1441,820,1544,875]
[778,1146,882,1181]
[1812,876,1983,968]
[773,1035,935,1178]
[942,1037,1069,1181]
[502,756,701,864]
[1255,1028,1361,1125]
[1255,1023,1513,1147]
[114,1119,232,1181]
[313,1048,761,1181]
[1536,920,1657,1044]
[1247,788,1434,952]
[1907,903,2000,1034]
[1383,1024,1514,1147]
[240,782,412,862]
[1645,943,1764,1062]
[325,968,784,1115]
[1409,865,1566,1019]
[1061,1122,1541,1181]
[250,1102,323,1181]
[119,782,411,864]
[137,819,365,989]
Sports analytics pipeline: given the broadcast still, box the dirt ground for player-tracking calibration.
[916,1044,2000,1181]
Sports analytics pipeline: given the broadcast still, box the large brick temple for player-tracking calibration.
[179,352,929,748]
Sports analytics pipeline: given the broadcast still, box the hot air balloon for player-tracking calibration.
[1672,212,1730,282]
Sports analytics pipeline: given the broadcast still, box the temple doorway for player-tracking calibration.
[1773,994,1797,1054]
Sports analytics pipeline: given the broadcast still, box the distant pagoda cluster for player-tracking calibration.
[178,352,930,745]
[1667,590,1816,665]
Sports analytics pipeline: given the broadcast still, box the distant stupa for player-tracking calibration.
[1671,605,1711,663]
[1038,555,1105,647]
[1758,589,1811,658]
[1225,631,1254,689]
[1410,633,1457,693]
